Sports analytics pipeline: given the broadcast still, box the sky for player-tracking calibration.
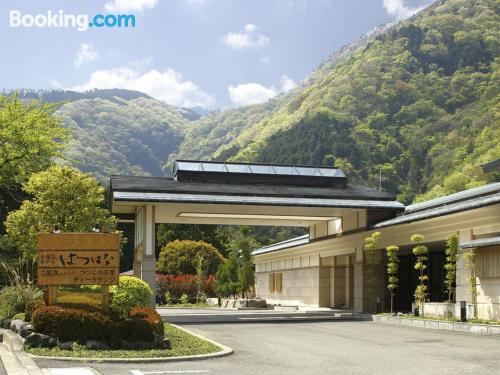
[1,0,429,109]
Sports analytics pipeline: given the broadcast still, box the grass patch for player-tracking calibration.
[56,290,102,309]
[26,323,221,358]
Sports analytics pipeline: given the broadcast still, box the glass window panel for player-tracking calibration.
[295,167,316,176]
[273,166,294,175]
[249,165,273,174]
[201,163,226,172]
[226,164,250,173]
[176,161,201,171]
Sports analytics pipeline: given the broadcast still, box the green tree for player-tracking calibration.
[411,234,429,316]
[364,231,381,251]
[156,239,225,275]
[444,232,458,302]
[5,166,115,257]
[386,245,400,314]
[214,250,239,298]
[0,94,68,232]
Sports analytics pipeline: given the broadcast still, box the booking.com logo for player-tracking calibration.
[9,10,135,31]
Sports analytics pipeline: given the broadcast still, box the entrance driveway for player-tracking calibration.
[34,319,500,375]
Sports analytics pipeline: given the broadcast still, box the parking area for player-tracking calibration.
[34,319,500,375]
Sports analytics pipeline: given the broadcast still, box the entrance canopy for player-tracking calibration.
[110,160,403,228]
[109,160,404,304]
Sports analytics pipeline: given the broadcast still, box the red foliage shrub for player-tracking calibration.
[32,306,114,343]
[156,274,216,301]
[128,307,164,340]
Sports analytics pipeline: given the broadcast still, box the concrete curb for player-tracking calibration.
[0,329,44,375]
[26,324,233,363]
[372,315,500,335]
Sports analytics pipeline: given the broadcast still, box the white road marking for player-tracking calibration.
[131,370,212,375]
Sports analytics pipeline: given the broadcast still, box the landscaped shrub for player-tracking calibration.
[156,240,225,275]
[25,299,46,322]
[180,294,190,304]
[12,312,26,321]
[156,274,216,303]
[32,306,114,343]
[0,285,43,320]
[110,276,152,317]
[119,307,164,342]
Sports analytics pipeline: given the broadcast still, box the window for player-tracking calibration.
[276,272,283,293]
[268,273,275,293]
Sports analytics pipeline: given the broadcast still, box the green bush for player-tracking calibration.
[156,240,224,275]
[32,306,114,343]
[110,276,152,317]
[12,312,26,321]
[0,285,43,320]
[25,299,45,322]
[180,294,190,304]
[164,291,173,305]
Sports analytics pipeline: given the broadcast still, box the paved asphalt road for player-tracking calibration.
[34,320,500,375]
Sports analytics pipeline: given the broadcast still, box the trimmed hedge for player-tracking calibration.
[31,305,163,345]
[121,307,164,342]
[32,306,114,343]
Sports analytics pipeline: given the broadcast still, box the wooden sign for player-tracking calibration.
[37,233,120,286]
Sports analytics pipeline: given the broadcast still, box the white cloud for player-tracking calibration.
[104,0,157,12]
[71,66,215,108]
[280,75,297,92]
[228,83,276,106]
[223,23,270,49]
[260,56,271,64]
[74,43,98,66]
[227,75,297,106]
[383,0,424,20]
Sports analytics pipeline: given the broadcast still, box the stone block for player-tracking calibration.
[424,320,439,330]
[85,340,110,350]
[469,324,488,335]
[454,322,470,332]
[438,321,454,331]
[487,325,500,335]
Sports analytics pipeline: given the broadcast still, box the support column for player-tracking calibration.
[354,247,364,312]
[456,229,474,317]
[134,205,156,306]
[141,205,156,306]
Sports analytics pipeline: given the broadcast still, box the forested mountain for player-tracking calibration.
[177,0,498,203]
[56,95,193,179]
[10,0,498,204]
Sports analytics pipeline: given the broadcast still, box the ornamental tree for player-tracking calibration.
[5,165,116,257]
[411,234,428,316]
[156,239,225,276]
[0,94,68,232]
[386,245,400,314]
[444,232,458,302]
[364,231,381,251]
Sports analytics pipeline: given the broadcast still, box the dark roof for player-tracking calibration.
[374,182,500,228]
[172,160,347,187]
[110,175,396,201]
[482,159,500,174]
